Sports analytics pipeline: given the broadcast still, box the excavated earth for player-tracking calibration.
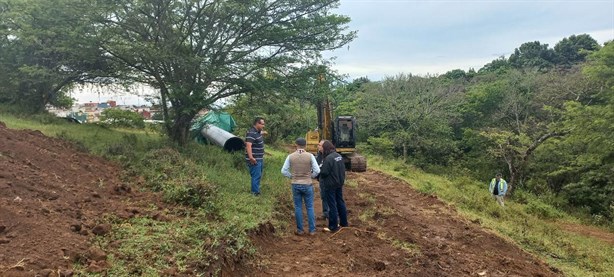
[0,122,167,277]
[0,121,564,276]
[247,171,563,277]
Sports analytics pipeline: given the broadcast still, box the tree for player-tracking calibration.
[462,70,566,193]
[0,0,111,112]
[356,74,461,165]
[479,56,511,74]
[554,34,600,66]
[545,42,614,218]
[508,41,556,71]
[95,0,356,145]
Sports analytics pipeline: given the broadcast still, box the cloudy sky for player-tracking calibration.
[326,0,614,80]
[75,0,614,105]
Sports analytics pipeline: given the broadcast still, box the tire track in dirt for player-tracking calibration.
[248,169,561,277]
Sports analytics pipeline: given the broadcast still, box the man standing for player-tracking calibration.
[281,137,320,235]
[489,173,508,207]
[319,140,348,233]
[246,117,265,196]
[316,140,329,220]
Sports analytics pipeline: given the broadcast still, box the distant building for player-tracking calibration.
[140,110,151,119]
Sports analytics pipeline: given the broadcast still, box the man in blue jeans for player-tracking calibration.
[281,137,320,236]
[245,117,265,195]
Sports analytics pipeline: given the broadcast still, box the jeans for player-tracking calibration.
[247,159,263,194]
[322,186,348,231]
[292,184,316,233]
[319,184,329,218]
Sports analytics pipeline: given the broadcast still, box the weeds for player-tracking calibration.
[1,114,291,276]
[369,155,614,277]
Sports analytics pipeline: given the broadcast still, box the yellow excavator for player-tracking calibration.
[305,98,367,172]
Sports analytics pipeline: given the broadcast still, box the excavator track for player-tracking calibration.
[348,153,367,172]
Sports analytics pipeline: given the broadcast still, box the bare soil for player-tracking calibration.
[559,222,614,245]
[0,121,584,276]
[249,170,563,277]
[0,122,166,277]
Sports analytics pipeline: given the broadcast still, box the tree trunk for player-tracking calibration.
[402,143,408,162]
[170,113,194,146]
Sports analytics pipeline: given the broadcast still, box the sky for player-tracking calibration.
[74,0,614,105]
[327,0,614,80]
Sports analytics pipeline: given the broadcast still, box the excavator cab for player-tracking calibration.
[305,114,366,172]
[334,116,356,149]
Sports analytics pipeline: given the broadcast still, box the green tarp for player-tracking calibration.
[190,111,237,144]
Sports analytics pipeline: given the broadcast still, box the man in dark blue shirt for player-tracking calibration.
[246,117,265,195]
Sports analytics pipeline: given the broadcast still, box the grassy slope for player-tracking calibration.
[0,113,293,276]
[368,156,614,277]
[2,113,612,276]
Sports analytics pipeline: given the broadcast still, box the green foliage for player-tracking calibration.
[554,34,601,66]
[478,56,511,74]
[0,0,111,112]
[364,135,395,157]
[133,147,216,209]
[508,41,557,71]
[96,0,356,145]
[356,74,460,165]
[100,108,145,129]
[524,201,564,219]
[229,92,316,144]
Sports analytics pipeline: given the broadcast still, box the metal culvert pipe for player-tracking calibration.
[200,124,245,152]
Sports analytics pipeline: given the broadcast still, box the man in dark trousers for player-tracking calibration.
[319,140,348,233]
[315,140,329,220]
[245,117,265,195]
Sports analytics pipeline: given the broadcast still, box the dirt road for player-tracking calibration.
[250,170,561,277]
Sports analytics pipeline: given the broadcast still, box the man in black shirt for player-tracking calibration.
[319,140,348,232]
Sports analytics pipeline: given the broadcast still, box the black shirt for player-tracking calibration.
[319,152,345,189]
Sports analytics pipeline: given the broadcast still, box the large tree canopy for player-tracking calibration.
[0,0,111,112]
[95,0,356,144]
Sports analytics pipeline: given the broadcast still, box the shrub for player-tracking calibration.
[100,108,145,129]
[524,201,564,219]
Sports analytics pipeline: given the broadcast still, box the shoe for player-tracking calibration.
[323,227,339,233]
[317,215,328,220]
[252,192,260,196]
[308,231,316,236]
[294,230,304,236]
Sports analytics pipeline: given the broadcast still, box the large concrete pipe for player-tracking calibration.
[200,124,245,152]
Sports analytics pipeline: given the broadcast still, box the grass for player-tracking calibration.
[1,112,293,276]
[368,155,614,277]
[3,111,612,276]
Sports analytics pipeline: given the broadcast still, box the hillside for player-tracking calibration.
[0,122,167,276]
[1,120,611,276]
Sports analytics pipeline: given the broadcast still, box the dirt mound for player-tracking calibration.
[249,171,561,276]
[0,123,163,276]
